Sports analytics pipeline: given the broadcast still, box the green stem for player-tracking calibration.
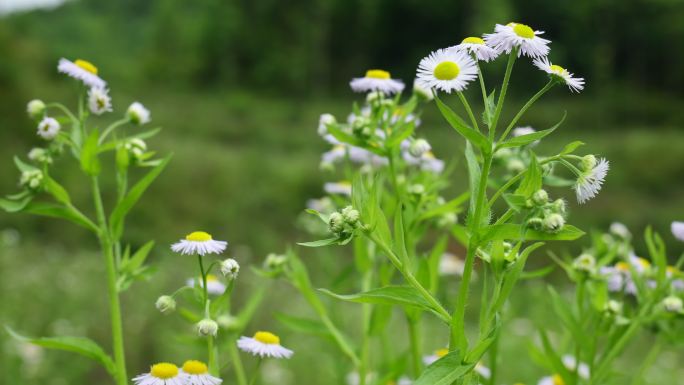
[196,254,216,374]
[46,102,77,122]
[498,81,555,143]
[489,48,518,135]
[228,338,248,385]
[407,315,422,377]
[198,254,209,309]
[629,337,662,385]
[91,177,127,385]
[248,358,263,385]
[99,118,130,145]
[208,335,217,375]
[359,268,373,385]
[457,92,479,132]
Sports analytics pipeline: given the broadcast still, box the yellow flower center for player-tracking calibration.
[182,360,208,375]
[550,65,567,76]
[150,363,179,379]
[74,59,98,75]
[434,61,460,80]
[462,37,485,45]
[254,331,280,345]
[513,23,535,39]
[552,374,566,385]
[186,231,213,242]
[667,266,679,274]
[365,69,391,79]
[636,257,651,269]
[206,274,218,282]
[615,262,630,272]
[435,348,449,357]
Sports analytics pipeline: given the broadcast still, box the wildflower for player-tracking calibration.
[452,36,499,62]
[37,117,60,140]
[416,48,478,93]
[196,318,219,337]
[220,258,240,281]
[409,138,431,158]
[663,296,683,313]
[341,206,361,226]
[609,222,631,239]
[628,254,651,275]
[412,79,434,101]
[127,102,151,125]
[599,264,631,294]
[533,58,585,93]
[171,231,227,256]
[532,189,549,205]
[132,362,184,385]
[672,221,684,242]
[180,360,222,385]
[562,355,590,380]
[318,113,336,136]
[475,362,492,379]
[187,275,226,295]
[87,87,113,115]
[542,213,565,232]
[237,331,294,359]
[484,23,550,58]
[573,253,597,275]
[350,69,405,95]
[26,99,45,119]
[604,300,623,315]
[58,58,106,88]
[125,138,148,160]
[155,295,176,315]
[20,169,44,190]
[422,348,449,365]
[574,155,609,204]
[538,374,565,385]
[28,148,52,164]
[324,181,352,196]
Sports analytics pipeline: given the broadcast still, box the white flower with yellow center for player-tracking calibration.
[416,48,477,93]
[423,348,449,365]
[187,274,227,295]
[37,117,61,140]
[237,331,293,359]
[533,57,584,92]
[180,360,222,385]
[88,87,113,115]
[672,221,684,242]
[57,58,106,88]
[324,181,352,196]
[127,102,151,125]
[171,231,227,256]
[350,69,405,95]
[452,36,499,62]
[133,362,184,385]
[538,374,566,385]
[575,156,609,204]
[484,23,550,58]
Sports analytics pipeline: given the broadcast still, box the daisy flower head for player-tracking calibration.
[37,117,61,140]
[350,69,404,95]
[187,274,226,295]
[484,23,550,58]
[534,57,584,92]
[423,348,449,365]
[220,258,240,281]
[171,231,227,256]
[452,36,499,62]
[416,48,477,94]
[672,221,684,242]
[58,58,106,89]
[574,155,609,204]
[127,102,151,125]
[538,374,565,385]
[133,362,184,385]
[180,360,222,385]
[88,87,113,115]
[237,331,294,359]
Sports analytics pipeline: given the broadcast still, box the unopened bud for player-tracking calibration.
[572,253,596,274]
[328,212,345,233]
[220,258,240,281]
[27,99,46,119]
[155,295,176,315]
[663,296,683,313]
[605,300,622,315]
[532,189,548,205]
[542,214,565,232]
[341,206,360,226]
[196,319,219,337]
[581,155,597,171]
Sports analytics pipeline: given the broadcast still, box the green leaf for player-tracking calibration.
[515,153,542,196]
[14,156,37,172]
[464,142,481,226]
[394,205,409,267]
[560,140,585,156]
[502,193,528,212]
[387,121,416,148]
[109,155,172,240]
[44,176,71,205]
[5,327,116,376]
[274,313,331,336]
[23,201,98,233]
[434,94,490,152]
[297,238,339,247]
[121,241,155,273]
[415,349,474,385]
[80,129,101,176]
[417,192,469,222]
[497,112,566,149]
[482,89,496,127]
[480,224,585,243]
[318,286,441,315]
[0,195,32,213]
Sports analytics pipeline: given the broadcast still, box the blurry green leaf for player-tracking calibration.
[543,175,575,187]
[14,156,37,172]
[480,224,584,243]
[434,94,490,152]
[5,327,116,376]
[121,241,155,273]
[417,191,469,222]
[0,195,32,213]
[23,201,98,233]
[482,89,496,127]
[415,349,474,385]
[80,129,101,176]
[44,176,71,205]
[319,286,442,316]
[498,112,566,149]
[560,140,585,155]
[297,238,339,247]
[368,305,393,336]
[115,145,130,171]
[394,205,409,266]
[274,313,331,336]
[539,328,572,381]
[387,121,415,148]
[515,153,541,196]
[503,193,527,212]
[464,142,481,225]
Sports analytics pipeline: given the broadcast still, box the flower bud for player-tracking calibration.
[542,213,565,232]
[155,295,176,315]
[220,258,240,281]
[328,212,345,233]
[604,300,622,315]
[366,91,383,104]
[609,222,631,239]
[126,102,151,125]
[341,206,360,227]
[551,199,567,215]
[528,217,543,230]
[318,114,336,135]
[407,184,425,195]
[572,253,596,274]
[26,99,46,119]
[28,148,52,164]
[264,253,288,271]
[437,212,457,228]
[663,296,683,313]
[581,155,597,171]
[124,138,147,159]
[408,138,431,158]
[506,158,525,174]
[20,169,44,191]
[532,189,548,206]
[196,318,219,337]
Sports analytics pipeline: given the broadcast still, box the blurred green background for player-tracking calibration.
[1,0,683,384]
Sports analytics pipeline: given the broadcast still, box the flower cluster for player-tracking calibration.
[133,360,221,385]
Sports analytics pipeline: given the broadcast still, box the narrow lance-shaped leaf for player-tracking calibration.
[80,128,101,176]
[415,349,475,385]
[497,112,566,149]
[434,94,490,152]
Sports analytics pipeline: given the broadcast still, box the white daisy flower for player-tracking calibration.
[220,258,240,281]
[423,348,449,365]
[37,117,61,140]
[538,374,564,385]
[180,360,222,385]
[533,57,585,92]
[402,149,445,174]
[57,58,106,89]
[416,48,478,93]
[484,23,550,58]
[127,102,151,125]
[610,222,631,239]
[574,156,609,204]
[439,253,465,276]
[599,264,629,293]
[171,231,227,256]
[324,181,352,196]
[350,69,404,95]
[88,87,113,115]
[26,99,45,119]
[237,331,293,359]
[133,362,184,385]
[318,113,336,136]
[187,274,227,295]
[672,221,684,242]
[628,254,652,275]
[475,362,491,379]
[452,36,499,62]
[562,355,590,380]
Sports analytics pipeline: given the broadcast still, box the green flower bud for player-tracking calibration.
[328,212,345,233]
[26,99,46,119]
[407,184,425,195]
[19,169,44,191]
[604,300,622,315]
[663,296,683,313]
[542,213,565,232]
[532,189,549,206]
[220,258,240,281]
[551,199,567,215]
[408,138,431,158]
[27,148,52,164]
[572,253,596,274]
[341,206,360,227]
[506,158,526,174]
[196,318,219,337]
[155,295,176,315]
[581,154,597,171]
[528,217,543,230]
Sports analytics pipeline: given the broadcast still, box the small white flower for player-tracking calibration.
[196,319,219,337]
[572,253,597,274]
[127,102,151,125]
[155,295,176,315]
[88,87,113,115]
[220,258,240,281]
[628,254,651,275]
[26,99,45,119]
[187,274,227,295]
[125,138,148,159]
[20,169,43,190]
[397,376,413,385]
[171,231,227,256]
[475,362,491,379]
[318,113,336,136]
[28,148,52,164]
[484,23,550,58]
[324,181,352,196]
[562,355,590,380]
[306,197,334,213]
[350,69,405,95]
[672,221,684,242]
[132,362,184,385]
[237,331,293,359]
[451,36,499,62]
[610,222,631,239]
[37,117,60,140]
[663,296,683,313]
[57,58,106,89]
[534,57,585,92]
[180,360,222,385]
[416,48,478,93]
[439,253,465,276]
[409,138,431,158]
[575,157,609,204]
